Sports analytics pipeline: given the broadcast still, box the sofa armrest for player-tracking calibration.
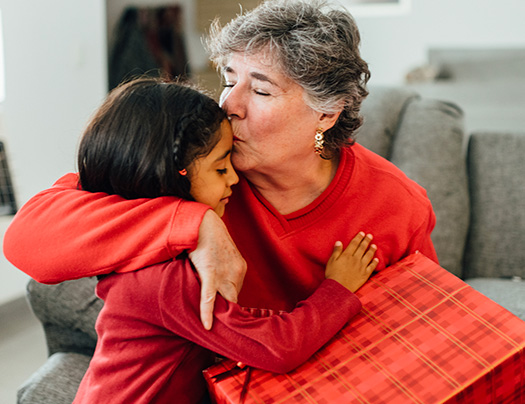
[26,277,102,356]
[17,352,90,404]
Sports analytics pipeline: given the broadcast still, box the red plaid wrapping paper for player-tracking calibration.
[203,253,525,404]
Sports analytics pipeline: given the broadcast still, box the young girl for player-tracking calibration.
[71,77,378,404]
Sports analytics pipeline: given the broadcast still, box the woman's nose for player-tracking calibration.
[220,86,245,119]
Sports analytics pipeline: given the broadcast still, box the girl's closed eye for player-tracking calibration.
[217,168,228,175]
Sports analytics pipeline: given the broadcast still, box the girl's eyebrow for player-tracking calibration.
[214,149,232,163]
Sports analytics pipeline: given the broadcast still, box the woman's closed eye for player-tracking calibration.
[222,81,270,96]
[217,168,228,175]
[254,89,270,96]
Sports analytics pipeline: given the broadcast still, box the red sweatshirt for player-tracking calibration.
[4,144,437,311]
[74,259,360,404]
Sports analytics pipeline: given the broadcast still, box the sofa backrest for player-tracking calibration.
[463,132,525,279]
[358,86,470,277]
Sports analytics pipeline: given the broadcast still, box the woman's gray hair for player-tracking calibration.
[206,0,371,159]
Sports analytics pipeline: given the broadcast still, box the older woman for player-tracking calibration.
[4,0,437,329]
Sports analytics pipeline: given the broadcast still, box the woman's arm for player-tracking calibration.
[3,173,246,329]
[3,173,208,282]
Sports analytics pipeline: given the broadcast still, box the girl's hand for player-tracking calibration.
[325,232,379,293]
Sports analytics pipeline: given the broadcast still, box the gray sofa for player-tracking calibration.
[17,86,525,403]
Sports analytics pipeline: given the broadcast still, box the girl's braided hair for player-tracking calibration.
[78,76,226,200]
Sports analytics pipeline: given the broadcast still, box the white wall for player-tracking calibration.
[0,0,107,205]
[0,0,107,305]
[346,0,525,85]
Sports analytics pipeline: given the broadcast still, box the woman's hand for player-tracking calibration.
[325,232,379,293]
[189,210,247,330]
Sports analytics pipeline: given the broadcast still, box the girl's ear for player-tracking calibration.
[318,110,342,131]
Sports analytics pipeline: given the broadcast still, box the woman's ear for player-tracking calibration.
[318,110,343,131]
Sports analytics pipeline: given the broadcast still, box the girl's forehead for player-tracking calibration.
[217,119,233,141]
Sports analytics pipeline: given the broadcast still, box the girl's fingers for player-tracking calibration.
[337,232,377,263]
[330,241,344,261]
[365,258,379,275]
[344,232,366,256]
[354,234,374,256]
[362,243,377,264]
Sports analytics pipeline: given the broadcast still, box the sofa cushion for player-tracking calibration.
[357,86,419,159]
[389,98,469,277]
[466,278,525,321]
[17,352,90,404]
[358,87,470,277]
[463,132,525,279]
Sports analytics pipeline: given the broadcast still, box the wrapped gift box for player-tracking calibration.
[203,253,525,404]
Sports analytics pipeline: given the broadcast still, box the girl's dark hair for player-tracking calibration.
[77,77,226,200]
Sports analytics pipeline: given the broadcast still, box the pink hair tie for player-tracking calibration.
[179,169,187,176]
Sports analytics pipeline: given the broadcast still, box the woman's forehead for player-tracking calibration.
[222,47,280,71]
[222,51,298,87]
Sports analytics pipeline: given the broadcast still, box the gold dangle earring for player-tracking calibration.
[314,128,324,155]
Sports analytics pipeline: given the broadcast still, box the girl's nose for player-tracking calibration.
[227,164,239,187]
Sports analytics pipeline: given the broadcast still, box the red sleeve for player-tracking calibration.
[159,262,362,374]
[3,173,210,283]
